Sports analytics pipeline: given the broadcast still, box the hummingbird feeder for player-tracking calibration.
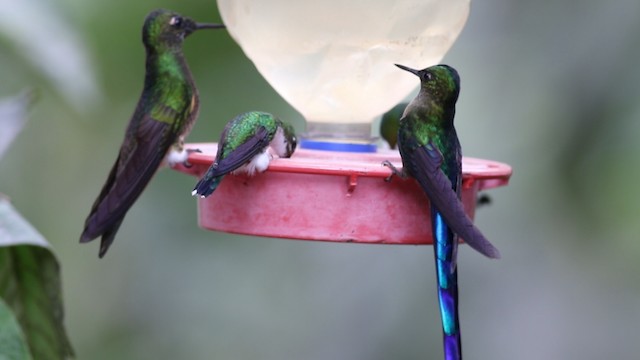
[173,0,512,244]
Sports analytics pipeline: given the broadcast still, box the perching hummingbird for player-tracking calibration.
[383,64,500,360]
[379,102,407,149]
[192,111,297,198]
[79,9,224,258]
[381,102,493,208]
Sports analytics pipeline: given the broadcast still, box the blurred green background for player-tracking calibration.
[2,0,640,359]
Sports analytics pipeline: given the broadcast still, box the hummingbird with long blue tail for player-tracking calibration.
[383,64,500,360]
[192,111,297,198]
[79,9,224,258]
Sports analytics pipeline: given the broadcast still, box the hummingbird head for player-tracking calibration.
[280,121,298,157]
[395,64,460,106]
[142,9,224,52]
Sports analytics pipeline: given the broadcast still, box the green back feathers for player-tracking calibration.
[140,10,200,126]
[220,111,279,157]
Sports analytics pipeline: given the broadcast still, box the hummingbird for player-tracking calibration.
[192,111,297,198]
[383,64,500,360]
[79,9,224,258]
[379,102,407,149]
[382,102,493,207]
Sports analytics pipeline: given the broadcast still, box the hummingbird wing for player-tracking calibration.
[192,126,272,197]
[407,142,501,259]
[80,114,176,257]
[214,126,273,174]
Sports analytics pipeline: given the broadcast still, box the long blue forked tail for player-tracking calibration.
[432,209,462,360]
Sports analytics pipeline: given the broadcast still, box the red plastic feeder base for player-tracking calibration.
[173,143,512,245]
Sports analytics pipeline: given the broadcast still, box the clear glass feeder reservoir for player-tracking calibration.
[218,0,472,150]
[172,0,513,244]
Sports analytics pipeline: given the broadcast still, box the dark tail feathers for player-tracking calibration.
[192,175,223,198]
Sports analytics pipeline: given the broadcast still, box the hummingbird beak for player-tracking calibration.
[195,23,226,30]
[395,64,420,76]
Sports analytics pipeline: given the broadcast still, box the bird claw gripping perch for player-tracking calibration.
[382,160,406,182]
[182,148,202,168]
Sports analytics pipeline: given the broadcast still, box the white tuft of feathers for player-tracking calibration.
[232,150,271,176]
[269,126,289,157]
[165,147,189,167]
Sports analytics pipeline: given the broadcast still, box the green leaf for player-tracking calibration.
[0,297,32,360]
[0,197,74,359]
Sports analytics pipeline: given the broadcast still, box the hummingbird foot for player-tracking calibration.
[382,160,405,182]
[182,148,202,168]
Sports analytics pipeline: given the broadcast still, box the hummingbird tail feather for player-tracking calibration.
[79,217,123,258]
[411,145,500,258]
[79,232,93,244]
[433,210,462,360]
[97,219,124,258]
[192,174,223,198]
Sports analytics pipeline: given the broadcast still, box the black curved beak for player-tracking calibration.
[395,64,420,76]
[195,23,226,30]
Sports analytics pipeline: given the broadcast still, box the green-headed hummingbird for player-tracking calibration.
[79,9,224,258]
[383,64,500,360]
[192,111,297,198]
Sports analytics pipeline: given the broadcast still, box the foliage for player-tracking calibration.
[0,92,73,358]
